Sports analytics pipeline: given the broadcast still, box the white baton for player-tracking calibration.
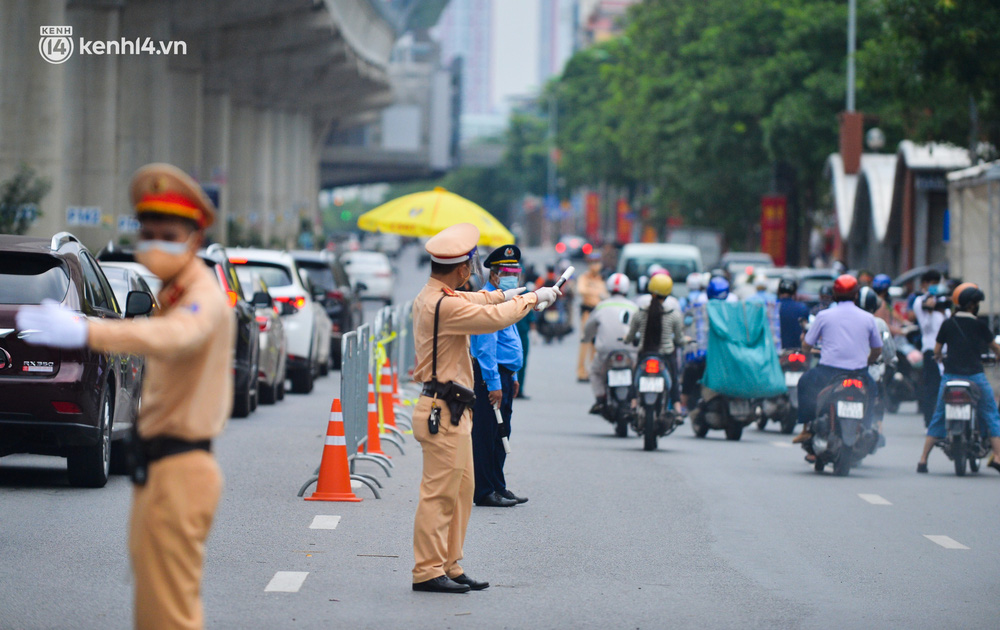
[493,404,511,454]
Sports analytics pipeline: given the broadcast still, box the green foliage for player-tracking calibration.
[0,164,49,235]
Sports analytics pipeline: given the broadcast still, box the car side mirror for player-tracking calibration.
[355,281,368,292]
[251,291,273,309]
[125,291,154,318]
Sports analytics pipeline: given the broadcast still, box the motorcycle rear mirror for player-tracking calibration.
[888,286,904,299]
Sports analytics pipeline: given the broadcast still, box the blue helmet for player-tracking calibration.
[706,276,730,300]
[872,273,891,293]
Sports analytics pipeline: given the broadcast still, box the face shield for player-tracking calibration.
[467,248,485,287]
[493,265,522,291]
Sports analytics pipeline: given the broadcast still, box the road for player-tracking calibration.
[2,244,998,630]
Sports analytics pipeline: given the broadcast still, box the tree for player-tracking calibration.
[0,165,49,235]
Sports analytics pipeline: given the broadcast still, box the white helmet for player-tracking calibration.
[686,272,703,291]
[606,273,630,295]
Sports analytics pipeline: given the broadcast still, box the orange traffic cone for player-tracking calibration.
[305,398,361,502]
[378,365,398,429]
[389,359,402,404]
[360,375,388,458]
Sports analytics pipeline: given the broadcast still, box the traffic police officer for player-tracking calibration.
[18,163,234,629]
[410,224,561,593]
[470,245,528,508]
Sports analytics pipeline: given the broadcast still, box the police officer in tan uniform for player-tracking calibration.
[410,223,561,593]
[18,163,235,629]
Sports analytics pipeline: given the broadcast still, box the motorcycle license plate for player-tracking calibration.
[544,310,560,323]
[729,399,750,416]
[784,372,802,387]
[608,369,632,387]
[837,401,864,419]
[945,404,972,421]
[638,376,664,393]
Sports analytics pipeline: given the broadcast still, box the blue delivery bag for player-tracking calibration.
[701,301,786,399]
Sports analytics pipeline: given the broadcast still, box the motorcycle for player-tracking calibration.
[886,324,922,413]
[758,349,808,434]
[630,353,680,451]
[805,374,879,476]
[601,351,636,438]
[691,390,757,441]
[537,300,572,344]
[934,363,994,476]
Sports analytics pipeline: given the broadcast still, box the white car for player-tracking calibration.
[225,248,331,394]
[341,250,393,304]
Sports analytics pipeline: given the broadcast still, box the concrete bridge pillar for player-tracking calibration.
[202,92,231,244]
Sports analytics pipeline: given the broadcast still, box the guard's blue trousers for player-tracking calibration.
[472,363,514,503]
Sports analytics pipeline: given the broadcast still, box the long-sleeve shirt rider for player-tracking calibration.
[626,300,685,355]
[583,296,638,354]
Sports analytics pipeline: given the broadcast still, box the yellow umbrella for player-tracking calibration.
[357,187,515,246]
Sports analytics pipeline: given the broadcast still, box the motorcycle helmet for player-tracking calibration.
[686,272,703,292]
[606,272,630,295]
[819,284,833,301]
[872,273,891,293]
[648,273,674,297]
[952,282,984,309]
[778,277,798,296]
[706,276,730,300]
[856,286,880,314]
[832,274,859,301]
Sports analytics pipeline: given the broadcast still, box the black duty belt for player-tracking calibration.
[143,437,212,463]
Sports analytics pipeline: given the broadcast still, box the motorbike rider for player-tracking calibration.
[626,274,685,414]
[777,278,810,350]
[911,270,950,427]
[680,276,732,410]
[793,275,883,445]
[810,283,833,316]
[871,273,904,336]
[858,286,897,442]
[682,272,707,311]
[917,283,1000,474]
[585,273,639,415]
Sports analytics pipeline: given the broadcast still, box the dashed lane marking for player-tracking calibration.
[924,535,970,550]
[771,441,793,448]
[858,494,892,505]
[309,515,341,530]
[265,571,309,592]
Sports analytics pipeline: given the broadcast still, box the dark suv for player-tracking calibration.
[0,233,152,487]
[291,250,362,369]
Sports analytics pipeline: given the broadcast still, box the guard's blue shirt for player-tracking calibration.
[778,297,810,349]
[470,280,524,390]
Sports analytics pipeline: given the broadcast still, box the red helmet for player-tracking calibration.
[832,274,859,300]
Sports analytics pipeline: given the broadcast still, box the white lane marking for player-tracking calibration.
[265,571,309,592]
[924,535,970,550]
[309,515,341,530]
[771,441,793,448]
[858,494,892,505]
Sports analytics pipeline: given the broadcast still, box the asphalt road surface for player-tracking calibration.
[2,244,997,630]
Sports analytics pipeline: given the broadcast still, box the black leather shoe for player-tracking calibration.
[589,400,605,415]
[451,573,489,590]
[916,462,928,473]
[499,488,528,504]
[475,491,517,507]
[412,576,470,593]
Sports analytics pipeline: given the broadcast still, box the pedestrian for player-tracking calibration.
[470,244,529,508]
[17,163,234,630]
[409,223,561,594]
[576,252,607,381]
[910,270,949,426]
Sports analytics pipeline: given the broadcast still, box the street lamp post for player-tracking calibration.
[847,0,856,112]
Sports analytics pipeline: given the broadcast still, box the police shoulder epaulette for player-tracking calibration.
[441,287,457,297]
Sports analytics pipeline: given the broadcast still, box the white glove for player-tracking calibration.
[533,286,563,312]
[16,299,89,349]
[503,286,527,301]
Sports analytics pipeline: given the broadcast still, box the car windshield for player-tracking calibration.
[231,262,293,288]
[298,262,336,290]
[799,276,832,295]
[0,253,71,305]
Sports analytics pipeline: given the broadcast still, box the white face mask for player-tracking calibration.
[135,237,195,281]
[135,239,191,256]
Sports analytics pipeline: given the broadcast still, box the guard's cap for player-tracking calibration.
[425,222,479,264]
[483,244,521,268]
[130,163,216,229]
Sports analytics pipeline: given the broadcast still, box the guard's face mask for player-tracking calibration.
[495,265,521,291]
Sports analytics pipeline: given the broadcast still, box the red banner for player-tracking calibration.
[760,195,787,267]
[585,192,600,242]
[616,198,632,245]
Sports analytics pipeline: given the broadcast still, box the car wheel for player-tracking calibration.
[319,357,330,377]
[276,377,285,401]
[291,368,314,394]
[232,372,252,418]
[331,342,342,370]
[67,388,112,488]
[249,360,259,412]
[260,379,277,405]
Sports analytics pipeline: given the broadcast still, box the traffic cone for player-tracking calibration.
[378,364,398,429]
[390,359,402,404]
[305,399,361,502]
[360,375,388,458]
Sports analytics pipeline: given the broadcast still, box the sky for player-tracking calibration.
[491,0,542,115]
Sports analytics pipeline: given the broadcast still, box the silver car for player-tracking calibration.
[236,270,288,405]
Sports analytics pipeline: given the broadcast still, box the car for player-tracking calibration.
[555,234,594,260]
[95,243,162,294]
[616,243,703,298]
[99,262,160,313]
[719,252,775,277]
[290,250,363,370]
[0,232,153,487]
[341,250,394,304]
[225,248,331,394]
[235,271,287,405]
[796,268,838,309]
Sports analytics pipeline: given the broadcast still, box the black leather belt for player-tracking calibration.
[143,437,212,463]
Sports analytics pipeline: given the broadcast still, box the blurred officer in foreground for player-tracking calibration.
[17,163,234,629]
[470,245,528,507]
[410,224,561,594]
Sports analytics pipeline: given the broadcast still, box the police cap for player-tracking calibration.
[425,223,479,264]
[130,163,216,229]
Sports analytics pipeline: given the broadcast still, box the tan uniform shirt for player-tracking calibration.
[411,278,537,432]
[578,271,608,309]
[88,258,235,441]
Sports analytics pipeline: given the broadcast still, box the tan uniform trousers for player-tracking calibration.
[130,450,222,630]
[577,309,596,380]
[411,396,474,583]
